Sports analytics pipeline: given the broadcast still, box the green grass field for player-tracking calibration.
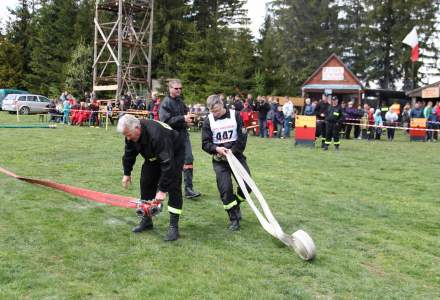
[0,112,439,299]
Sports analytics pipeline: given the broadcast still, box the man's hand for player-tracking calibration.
[155,190,166,201]
[216,146,229,157]
[184,113,196,125]
[122,175,132,189]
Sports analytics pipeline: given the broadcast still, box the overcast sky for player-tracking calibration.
[0,0,270,38]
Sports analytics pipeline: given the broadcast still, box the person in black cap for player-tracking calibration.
[324,96,343,150]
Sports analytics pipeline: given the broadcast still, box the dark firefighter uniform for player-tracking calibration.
[122,119,184,238]
[324,101,343,150]
[159,95,201,198]
[315,99,330,147]
[201,109,251,230]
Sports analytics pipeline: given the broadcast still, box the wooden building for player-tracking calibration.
[406,81,440,105]
[302,53,364,105]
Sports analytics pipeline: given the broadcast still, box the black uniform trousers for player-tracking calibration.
[316,120,326,142]
[140,148,184,212]
[183,131,194,165]
[212,155,251,209]
[325,122,340,145]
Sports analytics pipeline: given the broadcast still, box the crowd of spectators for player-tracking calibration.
[45,89,440,143]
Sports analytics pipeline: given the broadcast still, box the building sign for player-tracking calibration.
[422,87,439,99]
[322,67,344,81]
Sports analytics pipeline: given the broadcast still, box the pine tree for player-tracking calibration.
[256,14,282,95]
[27,0,79,96]
[152,0,190,79]
[270,0,341,95]
[0,37,23,89]
[5,0,33,89]
[65,40,93,96]
[364,0,439,88]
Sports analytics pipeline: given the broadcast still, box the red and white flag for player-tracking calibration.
[402,27,419,62]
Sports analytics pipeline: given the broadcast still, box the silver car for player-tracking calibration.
[1,93,51,114]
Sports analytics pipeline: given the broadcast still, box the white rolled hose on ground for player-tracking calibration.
[226,152,316,261]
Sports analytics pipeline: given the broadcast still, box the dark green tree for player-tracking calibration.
[364,0,439,88]
[0,37,23,88]
[27,0,78,96]
[270,0,341,95]
[152,0,190,79]
[65,40,93,96]
[5,0,33,89]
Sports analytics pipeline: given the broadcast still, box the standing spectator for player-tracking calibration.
[433,102,440,141]
[59,91,68,103]
[89,99,100,127]
[246,94,254,108]
[282,96,294,138]
[315,96,330,146]
[159,79,201,199]
[240,101,253,130]
[385,107,398,141]
[84,91,91,103]
[233,95,244,112]
[423,101,433,118]
[359,104,369,139]
[410,102,423,119]
[303,98,314,116]
[135,96,145,110]
[254,96,271,138]
[344,101,360,139]
[401,103,411,133]
[374,109,383,140]
[106,100,114,125]
[274,105,284,138]
[367,107,375,140]
[63,98,72,124]
[266,101,276,138]
[152,96,161,120]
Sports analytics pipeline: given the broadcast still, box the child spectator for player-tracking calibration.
[374,109,383,140]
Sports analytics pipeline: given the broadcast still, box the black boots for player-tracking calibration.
[227,206,240,231]
[164,213,180,241]
[184,169,201,199]
[335,144,340,151]
[323,143,329,151]
[132,216,153,233]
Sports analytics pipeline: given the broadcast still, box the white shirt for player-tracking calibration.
[208,110,238,144]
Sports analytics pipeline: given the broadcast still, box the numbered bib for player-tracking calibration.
[208,110,238,144]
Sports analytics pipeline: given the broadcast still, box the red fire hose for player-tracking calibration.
[0,166,162,217]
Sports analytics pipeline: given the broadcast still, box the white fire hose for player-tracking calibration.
[226,152,316,261]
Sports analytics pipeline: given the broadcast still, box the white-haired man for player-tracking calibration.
[201,94,252,231]
[159,79,201,199]
[117,114,184,241]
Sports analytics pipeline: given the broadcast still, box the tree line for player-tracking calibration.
[0,0,438,103]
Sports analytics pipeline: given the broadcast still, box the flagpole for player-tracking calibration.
[412,61,415,89]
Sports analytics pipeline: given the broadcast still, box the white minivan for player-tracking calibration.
[1,93,51,114]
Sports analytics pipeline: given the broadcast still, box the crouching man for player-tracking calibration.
[201,95,251,231]
[117,114,184,241]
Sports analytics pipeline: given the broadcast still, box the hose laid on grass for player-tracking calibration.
[226,152,316,261]
[0,124,57,129]
[0,166,136,208]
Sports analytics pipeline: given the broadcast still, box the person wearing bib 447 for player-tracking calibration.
[202,94,252,231]
[117,114,184,241]
[324,96,343,151]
